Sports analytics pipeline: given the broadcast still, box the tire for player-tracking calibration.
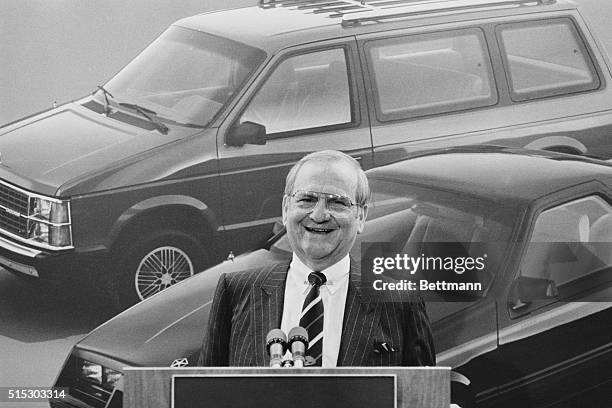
[109,230,209,309]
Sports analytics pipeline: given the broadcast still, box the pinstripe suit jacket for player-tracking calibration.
[199,258,435,367]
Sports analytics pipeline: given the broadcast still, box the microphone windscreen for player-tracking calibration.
[266,328,287,345]
[288,326,308,342]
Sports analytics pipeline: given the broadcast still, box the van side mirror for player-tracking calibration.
[226,121,267,147]
[510,276,558,310]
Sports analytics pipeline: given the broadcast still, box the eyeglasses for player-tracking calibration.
[288,190,359,215]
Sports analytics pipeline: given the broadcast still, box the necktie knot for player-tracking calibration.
[308,271,327,287]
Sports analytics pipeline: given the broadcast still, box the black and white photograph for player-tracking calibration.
[1,1,611,407]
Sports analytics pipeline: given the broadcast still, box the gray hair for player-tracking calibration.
[284,150,370,206]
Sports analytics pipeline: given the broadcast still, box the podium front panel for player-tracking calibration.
[173,374,396,408]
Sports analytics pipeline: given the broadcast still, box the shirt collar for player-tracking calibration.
[288,253,350,295]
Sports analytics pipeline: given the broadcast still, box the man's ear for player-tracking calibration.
[356,204,369,234]
[281,194,290,225]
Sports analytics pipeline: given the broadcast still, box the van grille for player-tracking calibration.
[0,181,29,238]
[0,183,29,212]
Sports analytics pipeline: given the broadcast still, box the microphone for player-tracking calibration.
[266,329,288,368]
[288,326,309,368]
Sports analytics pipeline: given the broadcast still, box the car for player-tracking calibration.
[2,0,612,308]
[49,146,612,408]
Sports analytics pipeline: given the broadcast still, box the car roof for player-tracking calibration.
[367,147,612,204]
[175,0,575,53]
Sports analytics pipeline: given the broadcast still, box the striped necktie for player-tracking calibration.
[300,271,326,366]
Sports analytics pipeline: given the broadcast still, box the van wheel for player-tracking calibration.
[110,230,208,309]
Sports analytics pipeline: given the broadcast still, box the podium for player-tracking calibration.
[124,367,450,408]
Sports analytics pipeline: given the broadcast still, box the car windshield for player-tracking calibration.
[99,26,266,127]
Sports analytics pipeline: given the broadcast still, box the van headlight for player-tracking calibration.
[27,197,72,248]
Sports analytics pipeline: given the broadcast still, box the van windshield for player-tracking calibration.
[100,26,266,127]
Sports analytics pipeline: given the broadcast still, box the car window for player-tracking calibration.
[517,195,612,306]
[496,18,600,102]
[365,28,497,121]
[240,48,352,135]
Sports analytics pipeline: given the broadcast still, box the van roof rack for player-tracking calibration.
[341,0,556,27]
[258,0,556,25]
[259,0,376,15]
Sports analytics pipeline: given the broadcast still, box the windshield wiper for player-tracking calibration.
[96,85,114,116]
[118,102,169,135]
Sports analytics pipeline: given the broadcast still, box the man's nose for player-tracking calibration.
[309,198,330,222]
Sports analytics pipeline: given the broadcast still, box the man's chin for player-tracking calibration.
[302,247,333,259]
[299,245,342,268]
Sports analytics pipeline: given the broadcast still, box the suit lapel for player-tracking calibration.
[250,260,290,366]
[337,260,382,366]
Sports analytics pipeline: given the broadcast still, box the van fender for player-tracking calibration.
[107,195,219,247]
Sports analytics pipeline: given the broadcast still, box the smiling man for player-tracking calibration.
[199,150,435,367]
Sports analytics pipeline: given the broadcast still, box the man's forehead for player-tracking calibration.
[292,160,358,195]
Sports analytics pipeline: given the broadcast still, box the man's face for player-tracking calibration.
[282,160,368,271]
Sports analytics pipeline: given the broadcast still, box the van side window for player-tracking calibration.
[365,28,497,121]
[516,196,612,309]
[496,18,600,102]
[240,48,352,135]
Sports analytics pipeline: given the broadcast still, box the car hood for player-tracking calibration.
[0,99,197,196]
[76,249,289,367]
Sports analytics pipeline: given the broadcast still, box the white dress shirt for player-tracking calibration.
[280,253,350,367]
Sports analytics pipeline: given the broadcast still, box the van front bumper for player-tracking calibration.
[0,234,106,281]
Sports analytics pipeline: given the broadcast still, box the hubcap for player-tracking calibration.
[135,246,194,300]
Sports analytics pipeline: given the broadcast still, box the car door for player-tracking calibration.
[216,38,373,256]
[492,189,612,407]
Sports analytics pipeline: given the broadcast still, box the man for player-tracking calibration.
[199,150,435,367]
